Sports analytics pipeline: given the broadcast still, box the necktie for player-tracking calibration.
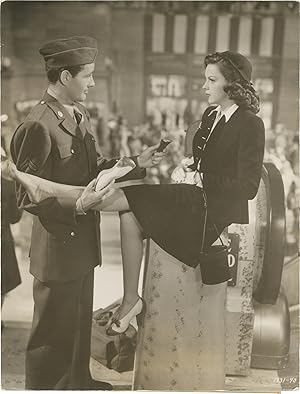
[74,109,83,125]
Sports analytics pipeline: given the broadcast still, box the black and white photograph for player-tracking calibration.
[1,0,299,391]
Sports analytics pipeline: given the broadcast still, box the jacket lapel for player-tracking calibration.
[42,93,84,140]
[203,109,218,134]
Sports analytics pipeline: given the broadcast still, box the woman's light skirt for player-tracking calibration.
[133,240,226,391]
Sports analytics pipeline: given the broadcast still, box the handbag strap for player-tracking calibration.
[200,201,208,253]
[200,175,225,253]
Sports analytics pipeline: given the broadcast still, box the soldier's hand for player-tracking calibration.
[1,158,18,181]
[137,143,166,168]
[77,178,114,213]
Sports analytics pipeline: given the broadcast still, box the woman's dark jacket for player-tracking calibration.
[190,105,265,224]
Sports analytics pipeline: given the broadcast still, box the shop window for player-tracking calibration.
[149,75,168,97]
[253,78,274,100]
[258,101,272,130]
[173,14,187,54]
[146,97,188,129]
[237,16,252,56]
[194,15,209,54]
[149,75,187,98]
[152,14,166,53]
[147,74,188,129]
[254,79,274,130]
[168,75,186,97]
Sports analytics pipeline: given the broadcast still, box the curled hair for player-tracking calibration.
[45,64,84,84]
[204,53,260,114]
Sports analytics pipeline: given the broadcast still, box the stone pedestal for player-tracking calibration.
[133,241,227,391]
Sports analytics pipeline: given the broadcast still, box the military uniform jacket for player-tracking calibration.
[188,105,265,224]
[11,93,145,282]
[1,177,22,294]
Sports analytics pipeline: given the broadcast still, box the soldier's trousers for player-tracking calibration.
[25,269,94,389]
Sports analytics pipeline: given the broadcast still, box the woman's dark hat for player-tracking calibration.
[218,51,252,82]
[39,36,98,68]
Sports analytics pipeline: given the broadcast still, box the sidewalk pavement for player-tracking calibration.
[2,319,298,391]
[1,213,299,391]
[1,212,137,390]
[1,323,132,390]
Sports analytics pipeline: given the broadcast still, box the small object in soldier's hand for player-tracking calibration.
[157,139,172,152]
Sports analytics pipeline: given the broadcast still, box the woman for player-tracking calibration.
[6,51,265,336]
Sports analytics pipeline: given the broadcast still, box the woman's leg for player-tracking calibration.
[95,189,144,320]
[118,211,144,317]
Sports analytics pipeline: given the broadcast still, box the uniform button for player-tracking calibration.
[71,148,75,154]
[91,137,95,142]
[58,111,63,117]
[40,101,45,104]
[70,231,76,237]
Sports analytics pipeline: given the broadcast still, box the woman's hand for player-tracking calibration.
[77,179,115,213]
[180,156,194,172]
[171,157,202,187]
[137,143,166,168]
[171,157,194,182]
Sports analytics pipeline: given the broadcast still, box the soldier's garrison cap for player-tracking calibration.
[39,36,98,68]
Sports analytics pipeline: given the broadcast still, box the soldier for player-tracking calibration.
[10,36,163,390]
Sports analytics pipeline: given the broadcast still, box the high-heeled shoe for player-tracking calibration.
[106,298,145,336]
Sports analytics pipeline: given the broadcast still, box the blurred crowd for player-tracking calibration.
[2,103,299,256]
[264,124,299,255]
[100,113,186,185]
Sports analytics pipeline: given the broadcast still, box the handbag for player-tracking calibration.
[199,185,231,285]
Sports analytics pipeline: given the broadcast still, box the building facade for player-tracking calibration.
[1,1,299,132]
